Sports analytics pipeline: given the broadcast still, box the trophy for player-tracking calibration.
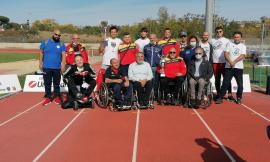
[100,20,109,46]
[160,56,166,77]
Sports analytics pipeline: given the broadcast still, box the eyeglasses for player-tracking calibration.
[216,30,223,33]
[54,33,61,37]
[195,53,202,55]
[180,35,187,38]
[169,52,176,54]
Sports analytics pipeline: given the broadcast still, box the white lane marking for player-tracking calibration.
[32,109,85,162]
[241,104,270,122]
[132,110,140,162]
[0,101,43,127]
[193,109,236,162]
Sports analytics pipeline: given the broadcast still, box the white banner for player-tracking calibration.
[0,74,22,94]
[23,75,68,92]
[210,74,251,93]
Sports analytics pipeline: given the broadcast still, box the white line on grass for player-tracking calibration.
[132,109,140,162]
[241,104,270,122]
[193,109,236,162]
[32,109,85,162]
[0,101,43,127]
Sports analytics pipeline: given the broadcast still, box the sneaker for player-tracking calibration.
[78,96,88,104]
[54,96,61,105]
[227,95,235,102]
[215,98,223,104]
[42,98,52,106]
[236,98,242,104]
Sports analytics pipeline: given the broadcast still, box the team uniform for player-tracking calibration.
[158,38,180,57]
[66,43,88,65]
[118,42,139,75]
[219,42,246,100]
[211,37,231,95]
[135,38,150,52]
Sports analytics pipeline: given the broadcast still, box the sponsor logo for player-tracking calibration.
[28,81,37,88]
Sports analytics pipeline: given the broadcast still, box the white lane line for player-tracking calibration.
[241,104,270,123]
[0,101,43,127]
[132,110,140,162]
[192,109,236,162]
[32,109,85,162]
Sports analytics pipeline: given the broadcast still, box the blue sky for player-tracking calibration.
[1,0,269,26]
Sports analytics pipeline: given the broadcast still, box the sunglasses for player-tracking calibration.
[169,51,176,54]
[195,53,202,55]
[216,30,223,33]
[54,33,61,37]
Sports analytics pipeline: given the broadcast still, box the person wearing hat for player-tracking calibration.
[179,31,188,52]
[39,29,66,106]
[66,34,89,66]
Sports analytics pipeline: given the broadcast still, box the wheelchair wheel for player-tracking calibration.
[132,90,139,110]
[157,84,164,105]
[206,82,213,107]
[95,83,109,108]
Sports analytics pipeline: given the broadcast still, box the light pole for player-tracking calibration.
[205,0,214,39]
[261,16,267,50]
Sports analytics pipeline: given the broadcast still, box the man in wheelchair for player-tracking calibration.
[104,58,132,109]
[187,47,213,108]
[128,52,153,107]
[62,55,96,109]
[159,47,187,105]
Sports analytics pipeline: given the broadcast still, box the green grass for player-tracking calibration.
[0,53,38,63]
[244,61,270,88]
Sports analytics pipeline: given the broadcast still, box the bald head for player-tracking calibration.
[52,29,61,42]
[72,34,80,44]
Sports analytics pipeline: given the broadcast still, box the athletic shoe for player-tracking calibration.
[227,95,235,102]
[42,98,51,106]
[78,96,88,104]
[236,98,242,104]
[54,96,61,105]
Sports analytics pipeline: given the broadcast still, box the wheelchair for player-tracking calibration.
[181,77,213,108]
[157,78,184,106]
[61,71,95,110]
[95,82,155,111]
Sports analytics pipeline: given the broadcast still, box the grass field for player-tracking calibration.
[0,53,38,63]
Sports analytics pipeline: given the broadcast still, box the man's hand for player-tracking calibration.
[160,68,164,74]
[229,61,235,67]
[61,64,66,73]
[116,79,123,84]
[39,62,43,70]
[124,80,129,87]
[140,80,147,87]
[176,73,183,76]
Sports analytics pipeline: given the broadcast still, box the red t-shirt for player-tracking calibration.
[66,43,89,65]
[158,38,181,57]
[118,43,139,65]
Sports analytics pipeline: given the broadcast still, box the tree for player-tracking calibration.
[158,6,169,27]
[0,16,10,25]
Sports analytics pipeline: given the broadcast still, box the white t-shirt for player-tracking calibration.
[135,38,150,52]
[225,42,246,69]
[200,42,211,61]
[211,37,230,63]
[102,37,122,66]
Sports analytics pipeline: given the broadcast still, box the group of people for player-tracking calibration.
[39,25,246,109]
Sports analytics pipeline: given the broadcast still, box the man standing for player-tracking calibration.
[158,28,180,57]
[66,34,89,66]
[211,26,233,100]
[143,34,162,99]
[216,32,246,104]
[200,32,213,64]
[135,27,150,52]
[128,52,153,107]
[118,32,139,75]
[39,29,66,106]
[179,31,188,52]
[96,26,122,91]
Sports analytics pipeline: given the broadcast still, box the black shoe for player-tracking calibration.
[196,99,202,107]
[215,98,223,104]
[166,94,171,104]
[190,99,196,107]
[227,95,235,102]
[236,98,242,104]
[75,93,83,100]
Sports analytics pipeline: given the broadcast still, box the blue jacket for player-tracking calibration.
[181,46,196,66]
[143,43,162,67]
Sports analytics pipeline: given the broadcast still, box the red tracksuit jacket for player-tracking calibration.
[66,43,89,65]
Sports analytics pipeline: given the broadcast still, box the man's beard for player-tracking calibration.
[52,36,60,42]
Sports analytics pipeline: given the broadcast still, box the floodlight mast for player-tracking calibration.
[205,0,214,40]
